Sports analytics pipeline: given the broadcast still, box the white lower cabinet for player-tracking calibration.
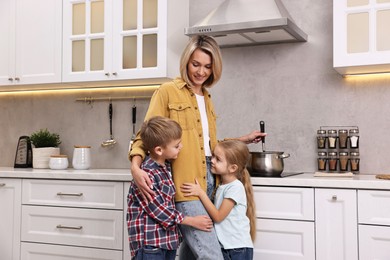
[20,179,128,260]
[21,205,123,249]
[358,190,390,260]
[254,218,315,260]
[315,188,358,260]
[253,186,315,260]
[0,179,21,260]
[21,242,122,260]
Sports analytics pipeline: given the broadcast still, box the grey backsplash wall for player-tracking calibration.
[1,0,389,173]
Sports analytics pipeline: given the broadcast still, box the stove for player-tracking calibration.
[248,169,304,178]
[279,172,304,178]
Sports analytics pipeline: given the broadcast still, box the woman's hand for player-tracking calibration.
[240,130,267,144]
[131,155,155,201]
[181,178,203,197]
[182,215,213,232]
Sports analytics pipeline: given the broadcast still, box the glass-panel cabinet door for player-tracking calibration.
[333,0,390,75]
[113,0,161,79]
[63,0,112,82]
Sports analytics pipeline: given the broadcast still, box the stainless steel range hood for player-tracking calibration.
[185,0,308,48]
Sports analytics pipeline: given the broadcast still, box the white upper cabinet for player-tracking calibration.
[334,0,390,75]
[63,0,189,85]
[0,0,62,86]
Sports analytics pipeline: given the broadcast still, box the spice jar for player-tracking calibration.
[349,129,359,149]
[339,152,349,171]
[328,152,338,171]
[338,129,348,149]
[327,130,338,149]
[350,152,360,172]
[317,130,327,149]
[317,152,327,171]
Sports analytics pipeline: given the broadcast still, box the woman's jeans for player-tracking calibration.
[222,247,253,260]
[175,157,223,260]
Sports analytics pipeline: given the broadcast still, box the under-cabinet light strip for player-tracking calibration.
[0,85,159,96]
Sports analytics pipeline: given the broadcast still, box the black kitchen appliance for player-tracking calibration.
[14,136,33,168]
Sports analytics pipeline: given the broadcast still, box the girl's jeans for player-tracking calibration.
[222,247,254,260]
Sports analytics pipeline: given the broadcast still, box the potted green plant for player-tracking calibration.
[30,128,61,169]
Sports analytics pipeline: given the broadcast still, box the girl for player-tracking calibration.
[181,140,256,260]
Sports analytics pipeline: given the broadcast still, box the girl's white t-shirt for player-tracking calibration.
[214,179,254,249]
[195,94,212,156]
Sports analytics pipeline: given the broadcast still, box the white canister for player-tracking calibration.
[49,155,69,170]
[72,146,91,170]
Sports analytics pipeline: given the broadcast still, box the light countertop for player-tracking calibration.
[251,173,390,190]
[0,167,132,182]
[1,168,389,190]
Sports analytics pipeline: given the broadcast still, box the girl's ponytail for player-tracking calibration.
[241,167,256,241]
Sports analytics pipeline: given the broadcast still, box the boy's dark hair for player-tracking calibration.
[140,116,182,152]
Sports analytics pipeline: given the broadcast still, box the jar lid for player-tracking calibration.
[349,129,359,134]
[328,130,337,134]
[339,129,348,133]
[328,152,338,156]
[350,152,360,156]
[339,152,348,156]
[318,152,327,156]
[74,145,91,148]
[50,154,68,158]
[317,130,326,134]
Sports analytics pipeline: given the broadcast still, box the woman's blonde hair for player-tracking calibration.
[180,35,222,88]
[216,140,256,241]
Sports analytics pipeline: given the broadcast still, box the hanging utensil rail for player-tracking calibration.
[75,96,151,103]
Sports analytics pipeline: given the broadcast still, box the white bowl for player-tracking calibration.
[49,155,69,170]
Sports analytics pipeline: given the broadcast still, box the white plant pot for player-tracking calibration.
[33,147,60,169]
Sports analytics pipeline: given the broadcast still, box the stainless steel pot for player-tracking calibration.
[248,151,290,177]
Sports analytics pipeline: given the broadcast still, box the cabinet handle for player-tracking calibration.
[8,78,13,81]
[0,183,5,187]
[105,72,110,76]
[112,72,117,76]
[15,77,20,81]
[56,224,83,230]
[332,195,337,201]
[56,192,83,197]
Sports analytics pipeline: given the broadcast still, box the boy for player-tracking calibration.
[127,116,212,260]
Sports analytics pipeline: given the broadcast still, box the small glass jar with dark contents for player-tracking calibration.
[339,152,349,171]
[350,152,360,172]
[338,129,348,149]
[318,152,327,171]
[328,152,338,171]
[327,130,338,149]
[317,130,327,149]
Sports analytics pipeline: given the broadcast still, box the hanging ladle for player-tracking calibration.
[101,101,117,147]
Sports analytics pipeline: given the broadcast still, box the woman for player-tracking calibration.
[129,35,265,260]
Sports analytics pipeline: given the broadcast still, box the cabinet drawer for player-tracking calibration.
[359,190,390,225]
[21,242,122,260]
[359,225,390,260]
[254,218,315,260]
[22,179,123,209]
[253,186,314,220]
[21,205,123,250]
